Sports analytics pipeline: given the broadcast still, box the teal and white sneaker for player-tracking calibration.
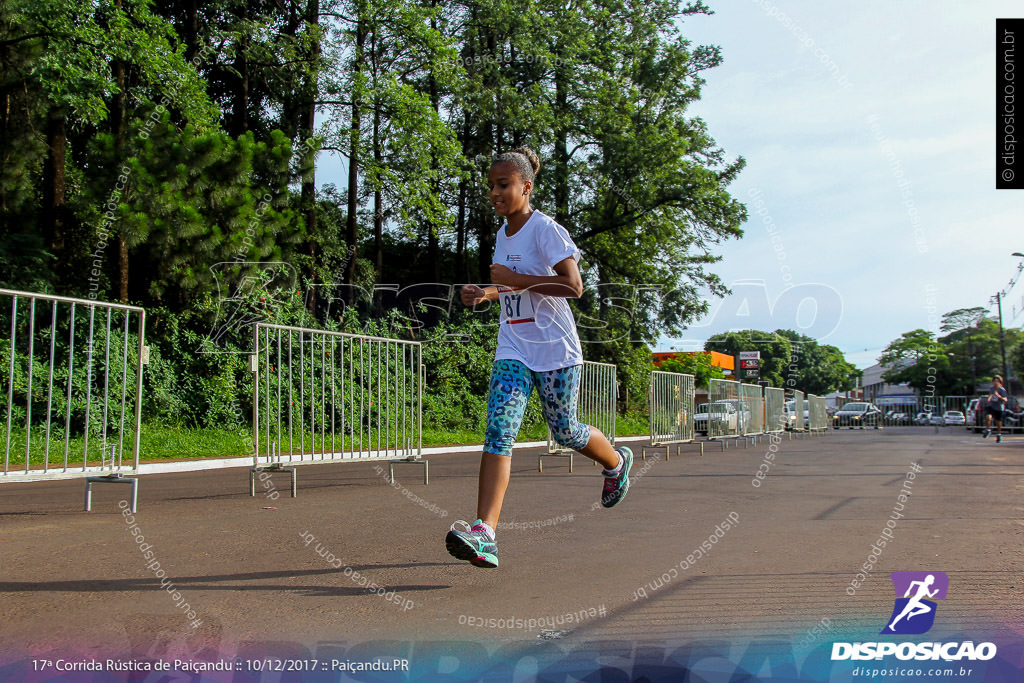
[446,519,498,568]
[601,447,633,508]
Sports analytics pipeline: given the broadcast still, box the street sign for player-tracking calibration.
[740,359,760,369]
[757,379,770,388]
[739,351,760,360]
[741,368,760,379]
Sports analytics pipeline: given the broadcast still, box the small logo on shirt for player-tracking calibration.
[506,254,521,262]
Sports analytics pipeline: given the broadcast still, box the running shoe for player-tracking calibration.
[446,519,498,568]
[997,434,1002,443]
[601,446,633,508]
[983,429,990,439]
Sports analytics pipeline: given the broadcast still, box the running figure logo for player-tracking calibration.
[881,571,949,635]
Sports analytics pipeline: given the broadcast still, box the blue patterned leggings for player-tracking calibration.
[483,359,591,457]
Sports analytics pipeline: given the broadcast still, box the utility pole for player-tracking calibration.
[996,291,1009,382]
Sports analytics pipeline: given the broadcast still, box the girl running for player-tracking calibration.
[445,147,633,569]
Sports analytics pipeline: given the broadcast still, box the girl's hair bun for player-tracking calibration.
[493,146,540,182]
[514,146,541,176]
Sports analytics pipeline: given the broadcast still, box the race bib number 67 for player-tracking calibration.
[498,287,535,323]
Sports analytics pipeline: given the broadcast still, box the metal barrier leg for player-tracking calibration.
[389,458,429,485]
[83,474,138,512]
[251,464,298,498]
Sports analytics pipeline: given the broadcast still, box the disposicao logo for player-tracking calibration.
[831,571,997,662]
[881,571,948,635]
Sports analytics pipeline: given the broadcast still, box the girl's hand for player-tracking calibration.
[489,264,520,288]
[461,284,487,307]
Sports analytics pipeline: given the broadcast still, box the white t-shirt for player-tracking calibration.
[491,210,584,372]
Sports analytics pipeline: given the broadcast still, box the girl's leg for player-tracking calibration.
[576,427,620,470]
[477,360,534,528]
[477,452,512,529]
[537,365,619,470]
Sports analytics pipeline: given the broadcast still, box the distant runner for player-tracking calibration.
[983,375,1008,443]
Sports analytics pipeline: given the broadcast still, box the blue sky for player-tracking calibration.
[663,0,1024,368]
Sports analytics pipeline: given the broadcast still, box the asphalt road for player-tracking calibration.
[0,427,1021,679]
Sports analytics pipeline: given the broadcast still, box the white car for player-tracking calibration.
[943,410,966,426]
[694,402,738,435]
[784,399,809,430]
[928,413,944,426]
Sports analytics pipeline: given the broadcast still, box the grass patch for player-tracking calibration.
[4,411,652,469]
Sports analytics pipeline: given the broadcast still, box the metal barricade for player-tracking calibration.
[0,289,146,511]
[706,379,741,439]
[739,383,764,436]
[540,361,616,472]
[764,387,785,433]
[791,390,806,431]
[251,322,426,492]
[643,371,695,459]
[808,394,828,431]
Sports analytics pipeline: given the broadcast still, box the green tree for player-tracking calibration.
[658,352,725,389]
[704,330,791,387]
[0,0,216,295]
[1010,340,1024,384]
[106,118,300,305]
[774,329,859,395]
[939,307,988,393]
[880,316,1024,396]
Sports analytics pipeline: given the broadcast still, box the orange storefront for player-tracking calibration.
[651,351,735,377]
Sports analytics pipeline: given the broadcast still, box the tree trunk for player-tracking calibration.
[41,111,66,255]
[427,36,440,282]
[456,175,466,281]
[553,70,569,226]
[112,1,129,302]
[344,14,366,298]
[0,91,7,214]
[475,29,499,282]
[373,107,383,284]
[232,5,249,136]
[184,0,199,62]
[300,0,320,313]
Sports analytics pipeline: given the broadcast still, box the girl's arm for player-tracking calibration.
[489,257,583,298]
[461,284,500,306]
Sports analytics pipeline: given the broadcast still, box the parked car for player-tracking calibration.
[943,410,966,426]
[784,399,809,430]
[833,402,883,429]
[694,401,738,435]
[966,398,984,432]
[928,413,944,426]
[886,411,909,425]
[914,412,933,425]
